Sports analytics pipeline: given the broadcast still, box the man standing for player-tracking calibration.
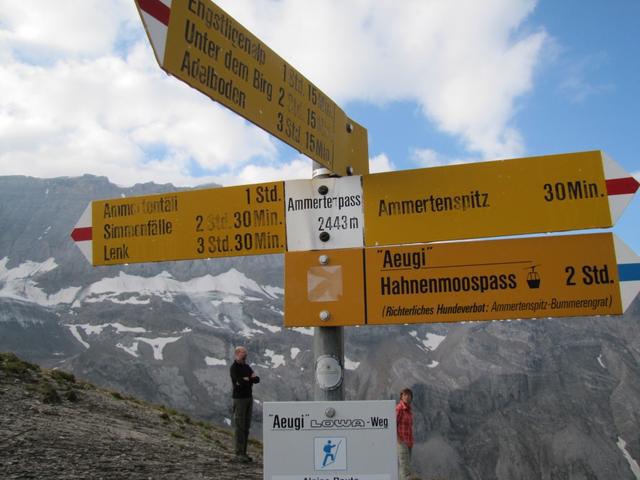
[229,346,260,463]
[396,387,414,480]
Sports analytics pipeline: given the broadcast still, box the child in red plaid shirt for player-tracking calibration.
[396,387,414,480]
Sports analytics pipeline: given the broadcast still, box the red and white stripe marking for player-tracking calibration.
[603,154,640,224]
[70,204,92,264]
[137,0,172,65]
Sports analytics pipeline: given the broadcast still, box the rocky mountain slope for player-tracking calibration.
[0,352,263,479]
[1,174,639,479]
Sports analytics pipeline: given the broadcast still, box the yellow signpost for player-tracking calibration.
[135,0,368,176]
[70,2,640,409]
[365,233,624,325]
[90,182,286,266]
[363,151,618,246]
[280,232,635,328]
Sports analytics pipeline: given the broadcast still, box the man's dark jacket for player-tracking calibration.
[230,361,260,399]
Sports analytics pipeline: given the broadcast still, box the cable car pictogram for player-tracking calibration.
[526,265,541,289]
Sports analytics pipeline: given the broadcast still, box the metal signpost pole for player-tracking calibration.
[312,161,345,401]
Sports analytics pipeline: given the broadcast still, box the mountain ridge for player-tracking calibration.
[1,174,640,479]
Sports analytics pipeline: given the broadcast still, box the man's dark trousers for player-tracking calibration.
[233,397,253,456]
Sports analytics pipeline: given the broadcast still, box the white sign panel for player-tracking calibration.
[264,400,397,480]
[285,176,364,251]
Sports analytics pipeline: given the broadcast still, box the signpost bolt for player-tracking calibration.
[319,232,331,242]
[318,185,329,195]
[319,310,331,322]
[319,254,330,265]
[346,166,354,176]
[346,123,354,133]
[325,407,336,418]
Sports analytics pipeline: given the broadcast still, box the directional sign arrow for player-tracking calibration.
[134,0,368,176]
[363,151,639,246]
[603,154,640,222]
[70,182,286,266]
[70,203,93,264]
[365,233,640,325]
[283,233,640,327]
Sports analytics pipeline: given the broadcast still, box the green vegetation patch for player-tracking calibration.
[41,382,62,404]
[110,391,125,400]
[50,369,76,384]
[65,389,80,402]
[0,352,40,379]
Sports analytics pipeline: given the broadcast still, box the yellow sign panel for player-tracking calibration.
[365,233,623,325]
[285,249,365,327]
[92,182,285,266]
[363,151,611,246]
[161,0,368,176]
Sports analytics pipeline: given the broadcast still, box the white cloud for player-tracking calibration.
[410,148,480,168]
[559,53,613,104]
[218,0,547,159]
[0,41,276,186]
[369,153,395,173]
[0,1,135,58]
[0,0,547,184]
[411,149,449,168]
[214,158,311,186]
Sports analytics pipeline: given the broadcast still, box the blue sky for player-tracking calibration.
[0,0,638,253]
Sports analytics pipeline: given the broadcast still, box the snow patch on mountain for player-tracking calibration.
[291,327,313,336]
[617,437,640,479]
[136,336,182,360]
[253,319,281,333]
[84,294,151,305]
[71,322,148,336]
[205,357,227,366]
[345,357,360,370]
[65,322,150,350]
[37,226,52,240]
[410,331,447,352]
[0,257,81,306]
[73,268,282,307]
[238,323,265,338]
[117,342,140,358]
[211,295,243,306]
[290,347,300,360]
[424,333,446,350]
[67,325,90,349]
[264,349,285,368]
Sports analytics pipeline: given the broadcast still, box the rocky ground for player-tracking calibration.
[0,352,263,479]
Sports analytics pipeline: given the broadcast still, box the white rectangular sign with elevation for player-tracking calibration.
[263,400,397,480]
[285,176,364,251]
